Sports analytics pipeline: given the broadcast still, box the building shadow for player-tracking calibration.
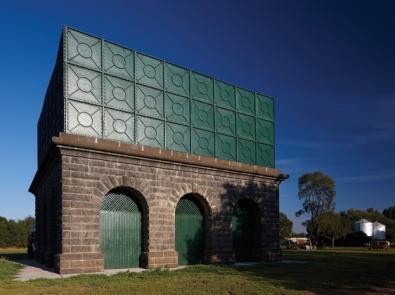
[0,252,57,273]
[216,179,279,263]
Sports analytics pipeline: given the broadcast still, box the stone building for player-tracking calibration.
[29,27,287,274]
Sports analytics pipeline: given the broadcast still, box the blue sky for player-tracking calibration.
[0,1,394,232]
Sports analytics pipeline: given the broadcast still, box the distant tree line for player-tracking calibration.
[277,172,395,247]
[0,216,35,248]
[288,171,395,247]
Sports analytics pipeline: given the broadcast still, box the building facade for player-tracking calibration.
[30,27,287,274]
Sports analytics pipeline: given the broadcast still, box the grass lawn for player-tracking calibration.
[0,248,394,294]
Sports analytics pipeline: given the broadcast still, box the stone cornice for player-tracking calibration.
[53,132,288,181]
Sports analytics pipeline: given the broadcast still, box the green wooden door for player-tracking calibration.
[175,198,204,265]
[100,191,141,269]
[232,203,255,262]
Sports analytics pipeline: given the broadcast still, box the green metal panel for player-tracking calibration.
[192,128,214,157]
[256,143,274,168]
[166,122,190,153]
[136,84,164,119]
[215,107,236,136]
[66,100,102,137]
[103,42,134,81]
[66,29,101,71]
[135,53,163,89]
[191,100,214,131]
[165,63,189,97]
[238,139,255,164]
[191,72,213,103]
[236,88,255,115]
[52,27,278,168]
[256,119,274,145]
[214,80,235,109]
[104,110,134,142]
[232,203,255,262]
[175,198,204,265]
[215,134,236,161]
[136,116,164,148]
[256,94,274,121]
[165,93,190,125]
[104,75,134,112]
[66,64,101,105]
[101,192,141,269]
[236,113,255,140]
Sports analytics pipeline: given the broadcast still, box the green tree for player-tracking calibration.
[318,212,351,247]
[0,216,35,248]
[0,217,12,247]
[383,206,395,219]
[296,171,336,246]
[279,212,293,240]
[7,219,19,247]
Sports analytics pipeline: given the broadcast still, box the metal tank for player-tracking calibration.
[37,27,276,169]
[372,222,386,240]
[354,219,373,237]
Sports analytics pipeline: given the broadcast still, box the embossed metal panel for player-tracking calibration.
[166,122,190,153]
[236,113,255,140]
[214,80,235,109]
[256,119,274,145]
[238,138,256,164]
[236,88,255,115]
[66,29,101,71]
[256,94,274,121]
[256,143,274,168]
[104,109,134,142]
[38,27,276,168]
[136,116,164,148]
[191,72,213,103]
[104,75,134,112]
[66,64,101,105]
[136,84,164,119]
[216,134,236,161]
[215,107,236,136]
[135,53,163,89]
[191,100,214,131]
[165,63,189,97]
[66,100,102,137]
[103,42,134,81]
[165,93,190,125]
[192,128,215,157]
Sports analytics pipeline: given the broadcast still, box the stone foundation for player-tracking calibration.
[30,133,286,274]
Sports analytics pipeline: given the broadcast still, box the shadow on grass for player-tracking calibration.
[0,250,58,274]
[253,251,395,292]
[0,251,29,262]
[180,250,395,293]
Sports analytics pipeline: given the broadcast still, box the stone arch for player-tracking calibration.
[231,198,262,262]
[99,186,149,268]
[170,183,215,212]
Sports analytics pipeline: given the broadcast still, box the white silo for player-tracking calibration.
[372,222,386,240]
[354,219,373,237]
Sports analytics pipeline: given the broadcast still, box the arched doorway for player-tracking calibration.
[175,195,205,265]
[100,189,143,269]
[232,199,260,262]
